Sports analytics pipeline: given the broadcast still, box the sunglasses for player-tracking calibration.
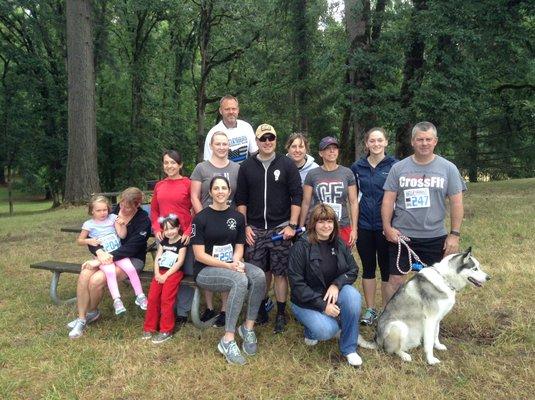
[258,134,276,142]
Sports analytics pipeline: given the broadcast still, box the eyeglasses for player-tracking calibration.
[258,134,276,142]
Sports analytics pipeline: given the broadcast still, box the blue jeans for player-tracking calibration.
[291,285,361,356]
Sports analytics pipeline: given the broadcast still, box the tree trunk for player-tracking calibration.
[394,0,427,159]
[65,0,99,203]
[7,164,13,215]
[468,125,478,182]
[340,0,371,166]
[291,0,310,133]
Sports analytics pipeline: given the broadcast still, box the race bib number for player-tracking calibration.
[324,202,342,221]
[100,233,121,252]
[159,250,179,268]
[404,188,430,209]
[212,244,233,262]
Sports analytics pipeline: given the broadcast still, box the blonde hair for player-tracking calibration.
[119,187,143,206]
[88,195,111,215]
[306,204,339,244]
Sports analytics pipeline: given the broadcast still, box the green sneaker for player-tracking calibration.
[217,338,246,365]
[360,308,378,325]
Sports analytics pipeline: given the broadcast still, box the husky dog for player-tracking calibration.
[358,248,490,365]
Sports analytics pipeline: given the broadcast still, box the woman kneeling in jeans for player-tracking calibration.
[288,203,363,366]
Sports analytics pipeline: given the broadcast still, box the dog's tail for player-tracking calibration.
[358,334,377,349]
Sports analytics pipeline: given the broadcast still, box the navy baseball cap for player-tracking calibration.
[319,136,339,150]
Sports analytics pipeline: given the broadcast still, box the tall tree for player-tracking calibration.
[340,0,387,165]
[65,0,100,203]
[394,0,427,159]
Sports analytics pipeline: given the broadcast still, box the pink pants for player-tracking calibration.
[100,258,143,300]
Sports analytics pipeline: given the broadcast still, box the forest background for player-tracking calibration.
[0,0,533,207]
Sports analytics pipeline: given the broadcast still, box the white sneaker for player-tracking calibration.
[304,337,318,346]
[135,294,148,310]
[113,298,126,315]
[67,309,100,329]
[346,352,363,366]
[68,319,86,339]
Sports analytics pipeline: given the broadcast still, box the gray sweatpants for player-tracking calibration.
[195,263,266,332]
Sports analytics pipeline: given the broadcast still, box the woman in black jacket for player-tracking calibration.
[288,204,363,366]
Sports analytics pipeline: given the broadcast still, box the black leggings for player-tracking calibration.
[356,228,389,282]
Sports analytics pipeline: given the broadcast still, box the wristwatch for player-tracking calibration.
[450,230,460,237]
[288,223,298,230]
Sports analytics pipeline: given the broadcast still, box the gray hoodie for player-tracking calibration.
[287,154,319,185]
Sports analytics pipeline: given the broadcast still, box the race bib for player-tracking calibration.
[100,233,121,252]
[404,188,430,209]
[212,244,233,262]
[159,250,179,268]
[324,202,342,221]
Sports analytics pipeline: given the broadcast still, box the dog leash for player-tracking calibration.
[396,235,428,275]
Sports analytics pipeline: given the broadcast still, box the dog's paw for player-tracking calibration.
[427,356,441,365]
[434,342,447,351]
[397,352,412,362]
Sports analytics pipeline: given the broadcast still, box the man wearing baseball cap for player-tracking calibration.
[235,124,303,333]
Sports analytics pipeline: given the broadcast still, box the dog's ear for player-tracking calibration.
[462,247,472,263]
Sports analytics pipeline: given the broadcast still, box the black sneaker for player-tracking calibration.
[200,308,217,322]
[274,314,287,334]
[175,315,188,327]
[213,312,226,328]
[255,309,269,325]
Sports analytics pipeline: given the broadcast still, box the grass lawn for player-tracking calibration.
[0,186,53,216]
[1,179,533,399]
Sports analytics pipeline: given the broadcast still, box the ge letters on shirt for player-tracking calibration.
[304,166,356,227]
[383,156,466,238]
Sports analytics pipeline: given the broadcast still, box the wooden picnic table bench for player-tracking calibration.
[30,260,210,329]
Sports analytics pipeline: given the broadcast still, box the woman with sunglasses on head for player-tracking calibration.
[192,176,266,365]
[288,203,363,366]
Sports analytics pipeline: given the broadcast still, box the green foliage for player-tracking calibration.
[0,0,533,201]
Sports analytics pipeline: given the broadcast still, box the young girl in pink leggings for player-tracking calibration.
[77,195,147,315]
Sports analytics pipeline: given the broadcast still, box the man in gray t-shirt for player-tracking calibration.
[381,122,466,301]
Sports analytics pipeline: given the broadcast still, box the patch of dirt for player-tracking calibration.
[440,310,512,345]
[1,234,29,243]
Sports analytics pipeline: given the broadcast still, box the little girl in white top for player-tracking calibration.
[77,195,147,314]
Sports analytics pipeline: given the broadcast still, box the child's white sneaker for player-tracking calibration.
[135,294,148,310]
[113,298,126,315]
[304,337,318,346]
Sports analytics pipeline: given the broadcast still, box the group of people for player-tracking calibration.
[66,95,466,368]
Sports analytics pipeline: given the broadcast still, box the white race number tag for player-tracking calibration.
[159,250,179,268]
[100,233,121,252]
[212,244,233,262]
[324,202,342,221]
[404,188,430,209]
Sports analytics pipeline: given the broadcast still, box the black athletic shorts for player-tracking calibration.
[388,235,446,276]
